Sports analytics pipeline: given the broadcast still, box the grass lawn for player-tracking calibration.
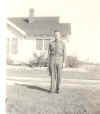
[6,84,100,114]
[7,64,100,80]
[6,64,100,114]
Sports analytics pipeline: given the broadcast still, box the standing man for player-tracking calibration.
[48,30,66,93]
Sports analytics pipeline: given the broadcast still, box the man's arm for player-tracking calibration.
[48,42,51,56]
[63,42,67,67]
[48,42,51,63]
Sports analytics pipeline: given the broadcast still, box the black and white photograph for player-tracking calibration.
[6,0,100,114]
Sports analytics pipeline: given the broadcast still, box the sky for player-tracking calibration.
[8,0,100,62]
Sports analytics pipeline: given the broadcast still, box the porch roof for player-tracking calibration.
[8,17,71,37]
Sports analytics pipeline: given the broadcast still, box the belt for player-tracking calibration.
[50,53,63,56]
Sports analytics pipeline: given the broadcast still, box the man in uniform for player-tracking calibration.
[48,30,66,93]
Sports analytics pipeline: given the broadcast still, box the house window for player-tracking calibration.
[11,38,18,54]
[44,39,50,50]
[36,39,43,50]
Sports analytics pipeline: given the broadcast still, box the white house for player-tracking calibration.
[7,9,71,64]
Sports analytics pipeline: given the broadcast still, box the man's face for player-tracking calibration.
[54,31,61,41]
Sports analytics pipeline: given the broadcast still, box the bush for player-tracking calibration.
[29,53,48,67]
[6,58,14,65]
[65,56,79,68]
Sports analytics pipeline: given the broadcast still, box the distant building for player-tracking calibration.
[7,9,71,63]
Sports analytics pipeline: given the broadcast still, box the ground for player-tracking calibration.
[6,84,100,114]
[7,64,100,80]
[6,64,100,114]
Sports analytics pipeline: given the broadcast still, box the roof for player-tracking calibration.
[8,17,71,37]
[7,20,26,37]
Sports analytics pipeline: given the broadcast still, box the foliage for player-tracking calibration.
[29,53,48,67]
[6,58,14,65]
[65,56,80,68]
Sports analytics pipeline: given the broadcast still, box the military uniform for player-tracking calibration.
[48,39,66,93]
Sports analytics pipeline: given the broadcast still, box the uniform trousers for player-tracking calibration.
[49,62,62,92]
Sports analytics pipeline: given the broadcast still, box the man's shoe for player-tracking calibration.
[49,89,55,93]
[56,89,59,94]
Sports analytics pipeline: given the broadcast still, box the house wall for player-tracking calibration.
[17,39,35,62]
[7,25,25,63]
[7,35,51,64]
[15,38,50,63]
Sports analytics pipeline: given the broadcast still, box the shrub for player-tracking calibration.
[6,58,14,65]
[65,56,79,68]
[29,53,48,67]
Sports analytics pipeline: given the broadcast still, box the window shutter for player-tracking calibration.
[44,39,50,50]
[11,38,18,54]
[36,39,43,50]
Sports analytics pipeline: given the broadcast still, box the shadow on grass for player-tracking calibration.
[18,84,50,93]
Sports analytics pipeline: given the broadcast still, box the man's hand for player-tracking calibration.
[63,63,66,68]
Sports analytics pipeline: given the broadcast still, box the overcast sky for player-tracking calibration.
[8,0,100,62]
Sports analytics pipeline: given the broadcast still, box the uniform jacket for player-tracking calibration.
[48,39,66,75]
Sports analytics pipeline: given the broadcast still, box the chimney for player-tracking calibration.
[28,8,34,23]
